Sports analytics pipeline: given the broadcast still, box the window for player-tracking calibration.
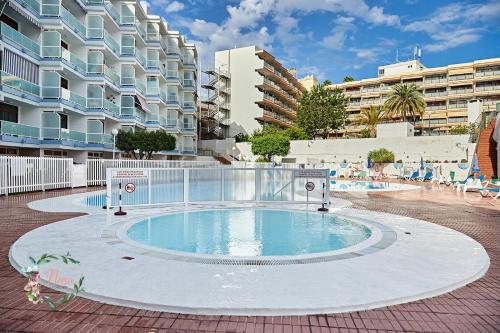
[88,152,104,159]
[0,14,18,30]
[87,51,104,73]
[59,113,68,129]
[87,16,103,39]
[41,71,60,98]
[0,102,18,122]
[60,77,68,89]
[43,150,67,157]
[41,31,61,58]
[121,65,135,85]
[0,147,18,155]
[120,4,135,25]
[121,35,135,55]
[61,40,68,50]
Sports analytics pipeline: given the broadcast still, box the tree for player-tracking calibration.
[116,130,176,159]
[354,105,386,138]
[383,83,426,122]
[368,148,395,163]
[251,134,290,162]
[297,81,349,139]
[343,76,354,82]
[251,125,311,140]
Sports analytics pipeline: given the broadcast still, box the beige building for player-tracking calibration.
[332,58,500,136]
[204,46,306,137]
[298,75,318,92]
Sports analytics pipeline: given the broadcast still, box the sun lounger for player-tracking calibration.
[405,171,419,181]
[481,186,500,199]
[417,172,433,182]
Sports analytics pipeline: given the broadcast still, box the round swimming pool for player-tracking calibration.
[126,209,372,257]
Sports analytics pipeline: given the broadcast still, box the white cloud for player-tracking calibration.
[165,1,184,13]
[404,1,500,52]
[321,16,355,49]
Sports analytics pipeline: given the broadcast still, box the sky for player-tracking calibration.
[142,0,500,84]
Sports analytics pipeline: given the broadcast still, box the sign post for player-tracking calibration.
[109,169,148,216]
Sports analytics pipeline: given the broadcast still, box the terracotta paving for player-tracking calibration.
[0,185,499,333]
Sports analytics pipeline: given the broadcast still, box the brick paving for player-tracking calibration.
[0,185,498,333]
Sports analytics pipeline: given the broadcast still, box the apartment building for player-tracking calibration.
[0,0,198,160]
[203,46,306,137]
[200,68,231,139]
[333,58,500,136]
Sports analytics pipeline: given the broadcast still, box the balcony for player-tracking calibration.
[183,79,195,88]
[61,7,86,40]
[476,84,500,92]
[103,99,120,116]
[0,120,39,139]
[104,2,120,25]
[135,52,147,68]
[476,68,500,78]
[425,91,448,97]
[61,49,86,74]
[448,74,473,81]
[1,71,40,97]
[87,133,113,144]
[136,81,146,95]
[41,127,86,143]
[0,22,40,58]
[448,88,473,95]
[104,31,120,55]
[136,24,147,40]
[121,107,146,122]
[104,65,120,87]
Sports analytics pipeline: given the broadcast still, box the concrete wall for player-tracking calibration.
[377,123,414,138]
[215,46,265,137]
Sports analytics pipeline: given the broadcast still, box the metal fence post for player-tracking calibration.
[184,168,189,206]
[148,169,152,204]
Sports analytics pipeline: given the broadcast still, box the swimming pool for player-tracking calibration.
[330,180,419,192]
[126,208,372,256]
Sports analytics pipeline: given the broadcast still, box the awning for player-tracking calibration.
[2,49,39,84]
[135,95,150,113]
[8,0,41,27]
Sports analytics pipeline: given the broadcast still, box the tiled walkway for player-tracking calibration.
[0,185,498,332]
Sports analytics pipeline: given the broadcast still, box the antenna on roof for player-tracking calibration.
[413,46,422,60]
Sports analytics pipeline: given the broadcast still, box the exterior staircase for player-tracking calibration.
[476,116,497,179]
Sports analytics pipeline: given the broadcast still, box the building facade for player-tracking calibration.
[0,0,197,161]
[298,75,318,92]
[333,58,500,136]
[202,46,306,137]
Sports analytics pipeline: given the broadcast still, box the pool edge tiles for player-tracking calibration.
[111,208,395,265]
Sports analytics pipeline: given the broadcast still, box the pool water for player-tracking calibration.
[126,209,372,256]
[330,180,388,191]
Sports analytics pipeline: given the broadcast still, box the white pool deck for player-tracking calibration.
[9,191,490,315]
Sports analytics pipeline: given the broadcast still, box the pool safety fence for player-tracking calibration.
[106,167,330,209]
[0,156,73,195]
[86,159,221,186]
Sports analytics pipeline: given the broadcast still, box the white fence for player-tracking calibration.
[86,159,221,186]
[106,168,329,208]
[0,156,72,195]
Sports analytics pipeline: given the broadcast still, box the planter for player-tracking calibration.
[457,162,469,170]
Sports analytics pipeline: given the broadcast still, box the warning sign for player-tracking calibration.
[295,170,327,178]
[111,169,148,179]
[124,183,136,193]
[305,182,315,191]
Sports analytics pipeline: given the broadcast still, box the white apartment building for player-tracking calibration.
[0,0,198,160]
[205,46,306,137]
[333,58,500,136]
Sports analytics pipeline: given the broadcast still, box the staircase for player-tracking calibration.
[476,116,497,179]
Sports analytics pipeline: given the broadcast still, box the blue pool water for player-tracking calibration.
[330,180,388,191]
[126,209,372,256]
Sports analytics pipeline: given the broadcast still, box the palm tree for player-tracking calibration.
[343,75,354,82]
[354,105,385,137]
[384,83,426,122]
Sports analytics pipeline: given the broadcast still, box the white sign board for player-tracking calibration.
[295,169,327,178]
[111,169,148,179]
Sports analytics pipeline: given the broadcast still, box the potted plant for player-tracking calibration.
[458,158,469,169]
[368,148,395,174]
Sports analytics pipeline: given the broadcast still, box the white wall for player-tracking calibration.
[215,46,265,136]
[229,135,473,164]
[377,122,414,138]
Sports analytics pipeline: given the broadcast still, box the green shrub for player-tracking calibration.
[251,134,290,162]
[360,128,372,138]
[368,148,395,163]
[460,158,468,163]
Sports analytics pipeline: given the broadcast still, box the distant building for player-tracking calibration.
[202,46,307,137]
[332,58,500,136]
[298,75,318,92]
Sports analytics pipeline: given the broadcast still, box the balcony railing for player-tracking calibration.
[69,91,86,108]
[425,91,448,97]
[136,52,146,67]
[183,79,194,87]
[424,78,447,84]
[167,70,179,79]
[136,24,147,40]
[61,7,86,40]
[425,105,447,111]
[103,99,120,116]
[0,120,40,139]
[0,22,40,57]
[1,71,40,96]
[104,2,120,25]
[16,0,40,15]
[136,81,146,95]
[448,74,473,81]
[476,85,500,92]
[60,128,86,142]
[146,59,159,69]
[61,49,86,74]
[104,31,120,55]
[449,88,473,95]
[476,69,500,77]
[87,133,112,144]
[183,101,195,108]
[104,65,120,86]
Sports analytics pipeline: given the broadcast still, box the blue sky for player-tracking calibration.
[143,0,500,83]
